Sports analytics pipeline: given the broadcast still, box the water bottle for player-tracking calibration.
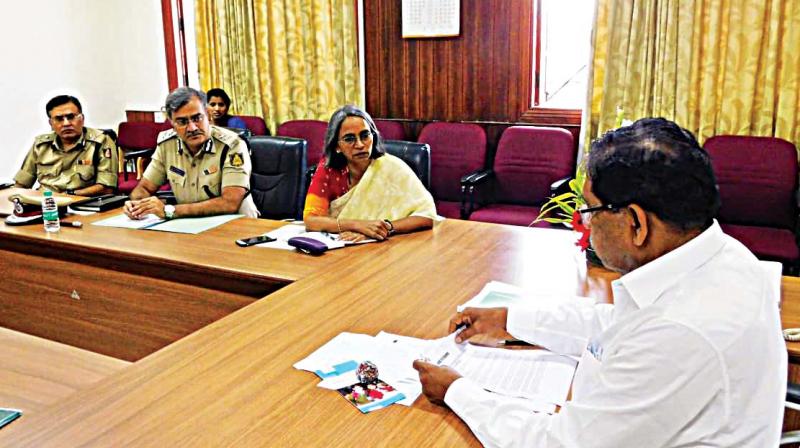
[42,190,60,232]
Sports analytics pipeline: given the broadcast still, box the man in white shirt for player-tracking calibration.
[414,118,787,447]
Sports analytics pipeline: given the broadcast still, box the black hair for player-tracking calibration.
[206,88,232,107]
[324,105,385,169]
[164,87,207,119]
[586,117,720,231]
[46,95,82,117]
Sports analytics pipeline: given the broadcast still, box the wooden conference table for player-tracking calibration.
[0,188,797,446]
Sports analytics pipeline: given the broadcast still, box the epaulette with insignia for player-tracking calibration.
[85,127,106,144]
[212,126,240,146]
[157,129,178,144]
[34,132,57,145]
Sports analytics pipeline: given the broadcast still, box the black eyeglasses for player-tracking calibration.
[173,113,206,128]
[340,130,373,147]
[578,202,626,224]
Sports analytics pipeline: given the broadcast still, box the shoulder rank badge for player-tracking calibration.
[104,148,112,158]
[229,152,244,167]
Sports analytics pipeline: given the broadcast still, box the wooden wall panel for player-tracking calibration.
[364,0,533,122]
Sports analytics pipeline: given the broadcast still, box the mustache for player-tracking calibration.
[187,130,204,137]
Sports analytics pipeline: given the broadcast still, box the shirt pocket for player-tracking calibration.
[36,160,61,178]
[201,171,222,198]
[571,343,603,400]
[74,164,96,182]
[167,170,186,188]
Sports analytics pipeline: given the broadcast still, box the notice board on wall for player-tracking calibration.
[402,0,460,38]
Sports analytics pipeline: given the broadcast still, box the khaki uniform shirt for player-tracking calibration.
[143,126,258,217]
[14,127,118,192]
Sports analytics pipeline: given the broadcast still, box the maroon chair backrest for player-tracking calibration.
[493,126,575,205]
[375,120,406,141]
[277,120,328,167]
[117,122,164,151]
[238,115,270,135]
[705,135,798,228]
[418,122,487,201]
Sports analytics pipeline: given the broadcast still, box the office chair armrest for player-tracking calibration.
[462,168,494,186]
[460,169,494,219]
[123,148,156,161]
[550,176,573,196]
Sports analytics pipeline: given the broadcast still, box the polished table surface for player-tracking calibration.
[0,327,129,428]
[0,195,797,445]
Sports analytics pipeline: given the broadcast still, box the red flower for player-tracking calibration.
[572,210,591,251]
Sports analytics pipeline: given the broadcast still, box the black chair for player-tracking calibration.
[248,136,307,220]
[383,139,431,191]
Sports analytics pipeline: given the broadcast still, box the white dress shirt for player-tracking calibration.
[445,221,787,447]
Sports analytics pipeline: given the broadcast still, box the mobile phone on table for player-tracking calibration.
[0,408,21,430]
[235,235,276,247]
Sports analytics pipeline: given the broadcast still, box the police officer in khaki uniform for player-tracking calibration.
[14,95,117,196]
[124,87,257,220]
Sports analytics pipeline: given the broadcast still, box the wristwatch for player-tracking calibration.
[164,204,176,220]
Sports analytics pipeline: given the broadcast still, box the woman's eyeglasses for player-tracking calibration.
[340,130,373,147]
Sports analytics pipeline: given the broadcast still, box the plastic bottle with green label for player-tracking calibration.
[42,190,60,232]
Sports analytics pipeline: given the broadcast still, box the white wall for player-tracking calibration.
[0,0,169,179]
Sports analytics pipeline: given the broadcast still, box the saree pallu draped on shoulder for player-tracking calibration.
[330,154,438,222]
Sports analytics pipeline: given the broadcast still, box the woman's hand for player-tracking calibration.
[347,219,390,241]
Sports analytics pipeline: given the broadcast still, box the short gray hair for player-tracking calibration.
[164,87,207,118]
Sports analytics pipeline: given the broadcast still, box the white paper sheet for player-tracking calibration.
[92,212,164,229]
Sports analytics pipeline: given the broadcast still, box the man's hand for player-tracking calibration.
[450,307,510,343]
[124,196,165,219]
[413,360,462,404]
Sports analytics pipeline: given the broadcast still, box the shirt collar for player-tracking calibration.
[177,135,214,156]
[613,220,727,309]
[54,129,86,152]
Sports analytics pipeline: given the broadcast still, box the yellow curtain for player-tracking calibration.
[583,0,800,153]
[196,0,362,133]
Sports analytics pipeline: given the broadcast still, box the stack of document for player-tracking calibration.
[295,330,577,414]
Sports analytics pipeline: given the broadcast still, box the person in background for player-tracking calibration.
[206,88,247,130]
[14,95,117,196]
[124,87,258,220]
[413,118,786,447]
[303,105,437,242]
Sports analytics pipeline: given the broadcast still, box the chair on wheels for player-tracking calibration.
[465,126,575,227]
[383,140,431,190]
[247,136,307,220]
[417,122,487,219]
[704,135,800,273]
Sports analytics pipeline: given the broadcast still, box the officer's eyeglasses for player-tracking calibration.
[173,113,206,128]
[50,113,82,124]
[340,130,373,147]
[578,202,627,225]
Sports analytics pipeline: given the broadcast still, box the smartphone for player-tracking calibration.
[0,408,21,430]
[235,235,276,247]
